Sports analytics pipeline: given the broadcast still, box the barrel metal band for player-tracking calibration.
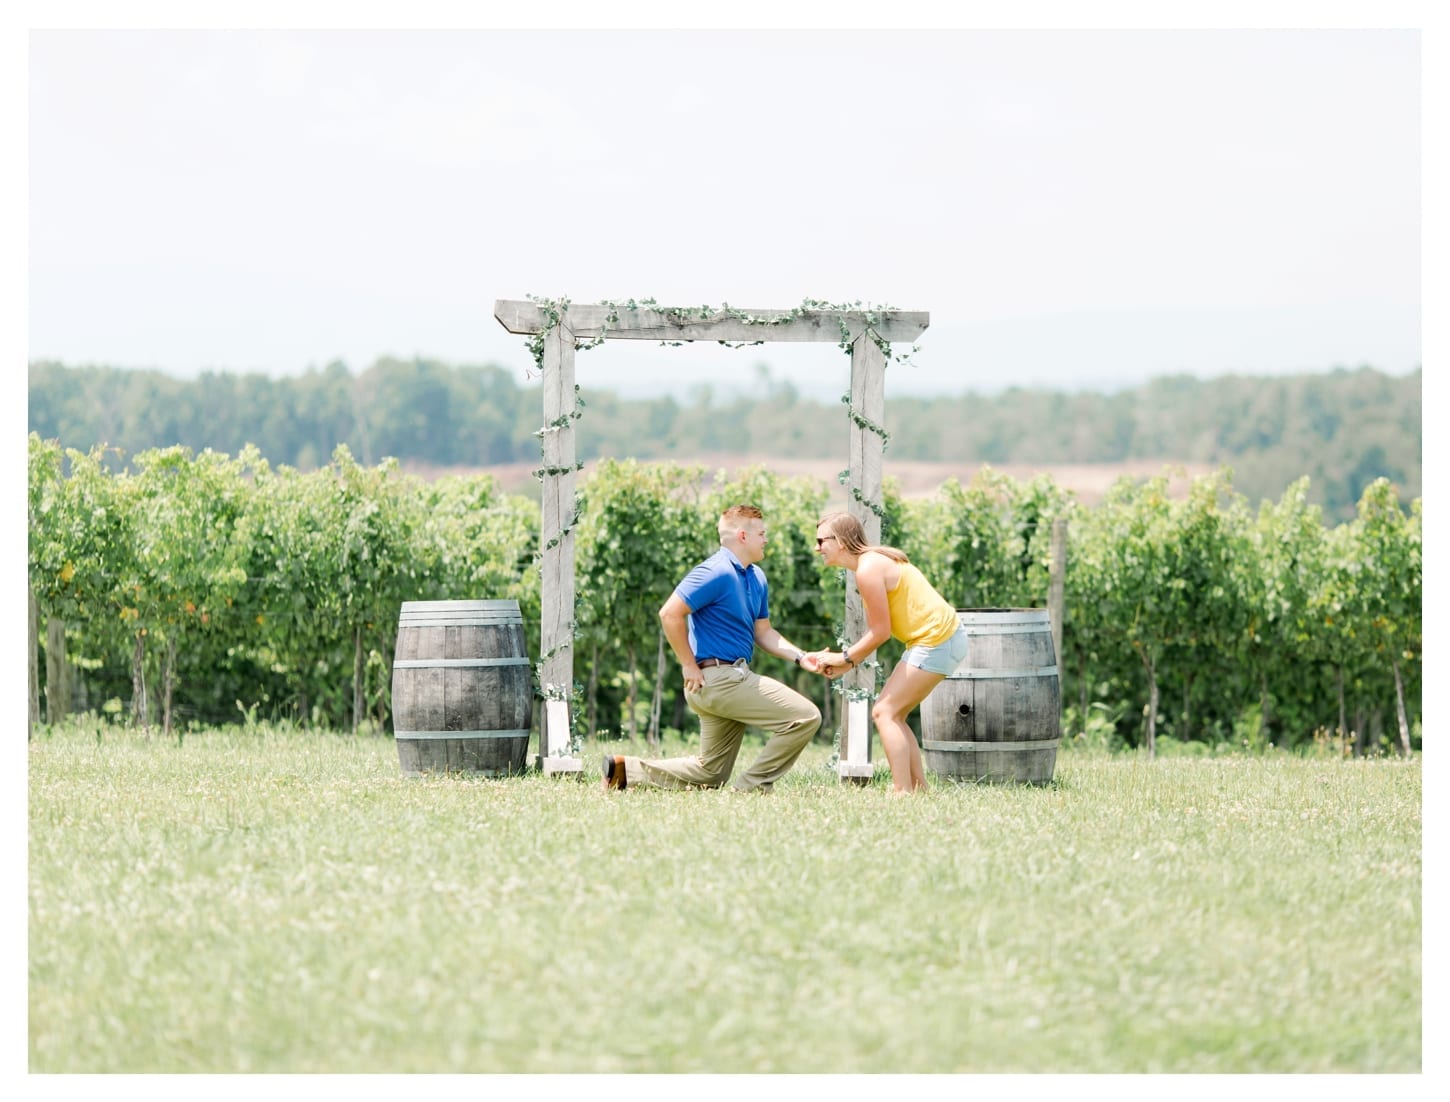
[959,623,1052,635]
[398,618,523,627]
[949,665,1060,679]
[922,738,1062,751]
[396,729,531,740]
[393,658,531,668]
[400,600,520,610]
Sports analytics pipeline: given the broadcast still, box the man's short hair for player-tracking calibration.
[719,504,763,542]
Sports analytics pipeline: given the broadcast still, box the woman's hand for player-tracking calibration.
[808,650,848,680]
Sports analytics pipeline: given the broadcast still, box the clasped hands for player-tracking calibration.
[800,650,853,680]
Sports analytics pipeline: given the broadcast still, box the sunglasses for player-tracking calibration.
[815,535,837,547]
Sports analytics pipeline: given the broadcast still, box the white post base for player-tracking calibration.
[541,699,582,776]
[838,698,873,783]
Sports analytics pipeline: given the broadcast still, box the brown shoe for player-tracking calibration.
[601,754,627,791]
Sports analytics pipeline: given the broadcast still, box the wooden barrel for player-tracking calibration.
[390,600,533,776]
[919,608,1060,785]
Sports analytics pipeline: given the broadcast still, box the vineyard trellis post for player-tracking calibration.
[47,615,72,724]
[1048,516,1068,668]
[495,299,929,781]
[28,586,40,737]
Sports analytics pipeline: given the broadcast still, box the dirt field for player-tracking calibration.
[410,455,1211,507]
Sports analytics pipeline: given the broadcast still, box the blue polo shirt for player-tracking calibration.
[675,547,768,663]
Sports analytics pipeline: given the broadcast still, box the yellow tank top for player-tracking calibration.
[884,560,959,648]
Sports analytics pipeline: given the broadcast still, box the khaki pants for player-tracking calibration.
[622,662,820,792]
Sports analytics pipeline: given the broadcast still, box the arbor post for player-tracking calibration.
[538,318,582,775]
[839,331,886,784]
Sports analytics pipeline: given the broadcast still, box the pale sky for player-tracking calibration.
[23,10,1429,400]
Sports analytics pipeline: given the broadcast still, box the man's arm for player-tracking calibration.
[659,593,704,692]
[753,618,814,670]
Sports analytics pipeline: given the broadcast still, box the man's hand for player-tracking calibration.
[807,651,848,680]
[682,662,704,694]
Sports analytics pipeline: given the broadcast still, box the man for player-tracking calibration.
[602,504,822,792]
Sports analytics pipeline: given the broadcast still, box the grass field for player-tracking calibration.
[28,721,1422,1073]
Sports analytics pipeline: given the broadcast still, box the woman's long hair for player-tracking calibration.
[817,512,909,563]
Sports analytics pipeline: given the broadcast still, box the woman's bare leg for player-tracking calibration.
[871,662,945,792]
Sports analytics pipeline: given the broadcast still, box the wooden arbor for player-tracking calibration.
[494,299,930,781]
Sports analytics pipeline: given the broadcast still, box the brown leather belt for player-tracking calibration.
[696,658,740,669]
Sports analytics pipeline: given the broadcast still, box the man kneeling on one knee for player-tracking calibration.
[602,504,823,793]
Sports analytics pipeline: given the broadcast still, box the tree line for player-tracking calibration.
[28,436,1421,758]
[28,358,1420,522]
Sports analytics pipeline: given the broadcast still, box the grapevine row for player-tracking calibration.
[27,436,1420,754]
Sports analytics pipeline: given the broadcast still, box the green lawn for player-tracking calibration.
[28,721,1422,1073]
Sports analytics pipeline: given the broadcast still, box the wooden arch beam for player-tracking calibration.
[495,300,929,345]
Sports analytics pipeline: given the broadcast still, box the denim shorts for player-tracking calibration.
[901,624,969,675]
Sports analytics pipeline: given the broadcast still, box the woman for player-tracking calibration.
[808,512,967,793]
